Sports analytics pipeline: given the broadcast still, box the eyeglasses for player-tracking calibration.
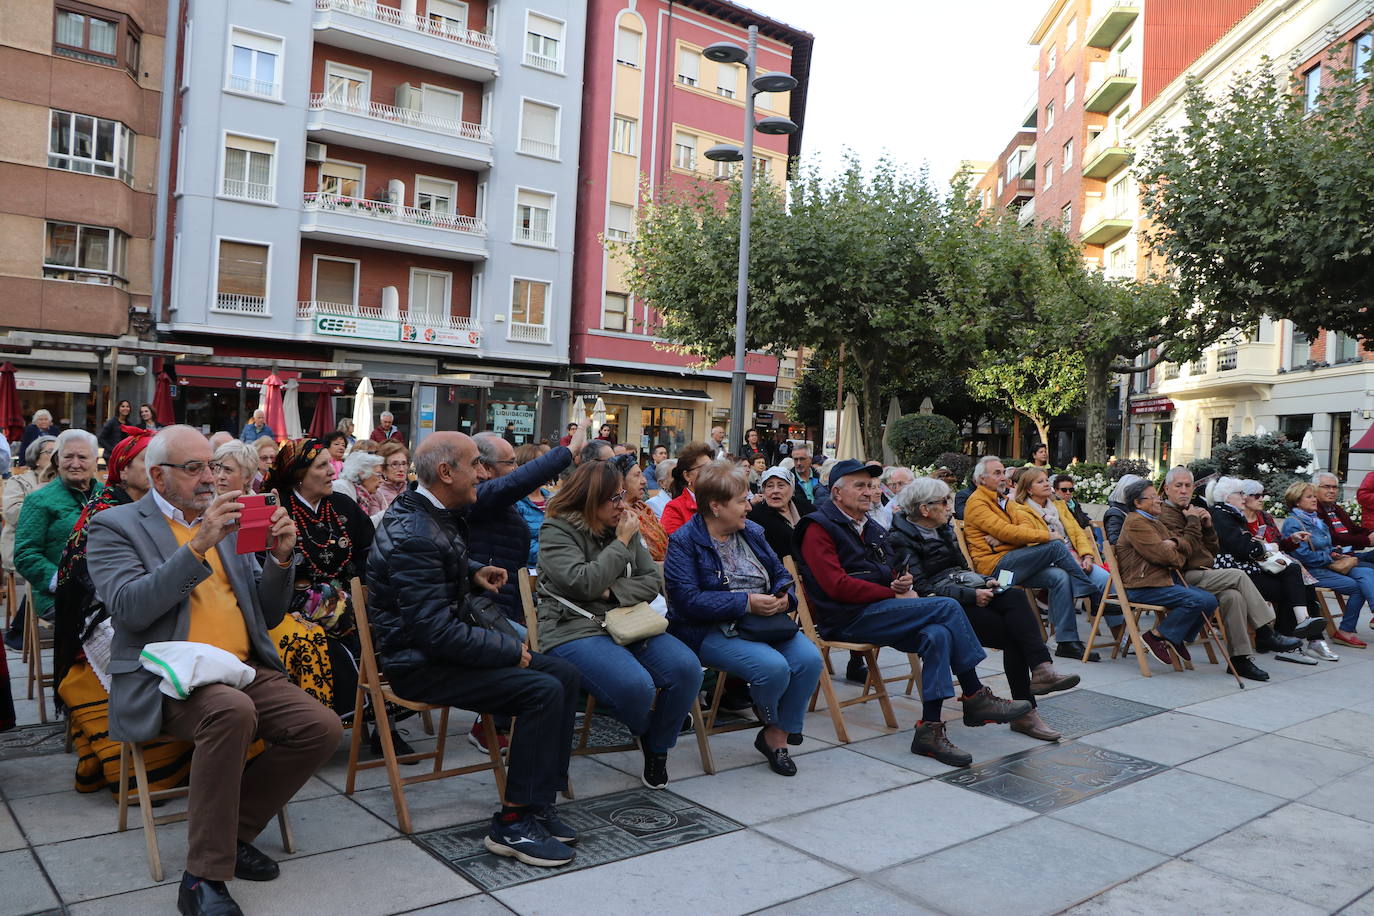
[208,461,228,474]
[385,460,409,469]
[608,489,626,504]
[160,460,212,476]
[1057,486,1075,494]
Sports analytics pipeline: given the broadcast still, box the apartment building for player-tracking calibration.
[570,0,811,453]
[161,0,585,443]
[1121,0,1374,491]
[0,1,169,429]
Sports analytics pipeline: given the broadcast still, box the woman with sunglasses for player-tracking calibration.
[536,461,702,789]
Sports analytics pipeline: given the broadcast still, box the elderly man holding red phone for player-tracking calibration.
[88,426,342,916]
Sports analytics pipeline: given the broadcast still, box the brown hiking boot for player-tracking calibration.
[961,686,1032,726]
[910,721,972,768]
[1029,667,1081,696]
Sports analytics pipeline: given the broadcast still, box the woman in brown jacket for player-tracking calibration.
[1115,479,1219,668]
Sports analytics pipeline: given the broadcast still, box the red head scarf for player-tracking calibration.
[106,425,154,487]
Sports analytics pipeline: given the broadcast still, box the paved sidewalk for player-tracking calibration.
[5,639,1374,915]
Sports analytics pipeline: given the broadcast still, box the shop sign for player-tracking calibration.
[1130,396,1175,415]
[314,313,399,342]
[401,320,481,349]
[490,402,536,437]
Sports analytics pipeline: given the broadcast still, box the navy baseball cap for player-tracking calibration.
[829,459,880,482]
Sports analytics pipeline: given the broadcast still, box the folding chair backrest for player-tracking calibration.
[783,556,824,643]
[952,519,976,568]
[518,570,541,651]
[349,578,380,687]
[1099,540,1133,609]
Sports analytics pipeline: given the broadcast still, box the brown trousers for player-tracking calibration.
[1183,567,1275,657]
[160,666,342,880]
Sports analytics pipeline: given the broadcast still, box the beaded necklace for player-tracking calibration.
[289,495,353,580]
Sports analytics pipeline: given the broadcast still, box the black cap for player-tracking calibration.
[828,459,881,482]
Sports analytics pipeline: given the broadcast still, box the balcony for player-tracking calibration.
[297,300,482,350]
[514,226,553,246]
[1161,362,1180,380]
[222,178,274,203]
[523,50,559,72]
[1017,199,1037,226]
[214,293,270,316]
[299,193,488,260]
[1159,341,1276,400]
[1009,177,1035,202]
[1080,200,1132,245]
[311,0,498,81]
[1082,132,1132,180]
[507,322,551,344]
[518,137,559,159]
[1086,1,1139,49]
[1015,144,1036,179]
[306,93,492,170]
[1085,66,1138,113]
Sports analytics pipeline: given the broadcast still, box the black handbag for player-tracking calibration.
[723,611,799,644]
[462,593,520,641]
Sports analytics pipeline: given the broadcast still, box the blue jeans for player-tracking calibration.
[547,633,703,754]
[1309,565,1374,630]
[697,630,823,734]
[994,541,1099,643]
[1126,585,1218,645]
[830,597,986,701]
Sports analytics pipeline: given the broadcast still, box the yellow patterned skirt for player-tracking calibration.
[268,613,335,710]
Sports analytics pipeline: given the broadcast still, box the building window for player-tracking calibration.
[54,2,140,73]
[410,269,451,314]
[1045,100,1054,129]
[312,256,358,308]
[518,99,559,158]
[1062,137,1073,169]
[677,47,699,86]
[324,62,368,109]
[1279,414,1313,442]
[43,221,126,285]
[227,29,281,98]
[1064,75,1075,108]
[515,189,554,245]
[1061,202,1072,231]
[756,90,775,112]
[1046,44,1056,74]
[511,278,548,326]
[1210,417,1229,449]
[603,293,628,331]
[426,0,468,35]
[612,116,637,154]
[524,13,563,72]
[215,240,269,314]
[1044,161,1053,189]
[1064,14,1077,47]
[1303,65,1321,113]
[752,156,771,182]
[47,109,133,183]
[714,158,736,179]
[319,160,363,198]
[222,135,274,202]
[1356,32,1372,81]
[606,203,634,241]
[674,131,696,170]
[1289,327,1310,367]
[416,176,457,215]
[716,63,738,98]
[616,26,641,67]
[1329,332,1361,363]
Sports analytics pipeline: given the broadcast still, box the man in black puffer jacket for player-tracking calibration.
[367,431,582,868]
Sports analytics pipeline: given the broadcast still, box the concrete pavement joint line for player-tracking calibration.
[0,766,68,915]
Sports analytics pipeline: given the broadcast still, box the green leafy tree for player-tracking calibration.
[965,350,1087,450]
[886,414,960,467]
[1138,53,1374,340]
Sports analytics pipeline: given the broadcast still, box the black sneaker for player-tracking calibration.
[845,655,869,684]
[1255,629,1301,654]
[484,813,574,867]
[641,747,668,789]
[534,804,578,845]
[1292,617,1327,640]
[910,721,972,768]
[960,686,1032,727]
[178,873,243,916]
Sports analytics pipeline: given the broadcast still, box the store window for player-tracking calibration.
[641,407,693,455]
[1279,414,1313,443]
[1209,417,1229,451]
[1331,412,1351,482]
[485,385,539,444]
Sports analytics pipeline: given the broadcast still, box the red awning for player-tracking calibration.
[172,365,341,394]
[1351,421,1374,453]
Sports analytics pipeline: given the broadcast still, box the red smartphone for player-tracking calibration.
[236,493,278,554]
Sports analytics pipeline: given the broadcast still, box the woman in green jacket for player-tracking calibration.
[536,461,702,790]
[14,429,99,620]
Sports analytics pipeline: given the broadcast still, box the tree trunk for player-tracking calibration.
[1083,354,1111,464]
[855,352,884,460]
[1031,416,1050,453]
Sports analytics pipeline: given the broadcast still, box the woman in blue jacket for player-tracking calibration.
[663,461,822,777]
[1282,481,1374,648]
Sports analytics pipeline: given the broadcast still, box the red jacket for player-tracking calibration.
[1357,471,1374,526]
[660,490,697,536]
[371,426,404,444]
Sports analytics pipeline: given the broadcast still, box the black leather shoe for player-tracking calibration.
[786,732,803,746]
[234,841,280,881]
[1231,656,1270,682]
[845,656,869,684]
[370,727,419,765]
[1055,641,1100,663]
[178,874,244,916]
[754,729,797,776]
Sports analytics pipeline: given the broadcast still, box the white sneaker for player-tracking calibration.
[1304,639,1339,661]
[1272,648,1317,666]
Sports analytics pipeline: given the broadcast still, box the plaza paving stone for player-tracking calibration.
[5,641,1374,913]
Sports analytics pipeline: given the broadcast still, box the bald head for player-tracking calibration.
[146,425,216,517]
[414,431,480,509]
[208,431,234,450]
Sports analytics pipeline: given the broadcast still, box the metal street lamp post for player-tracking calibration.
[703,26,798,456]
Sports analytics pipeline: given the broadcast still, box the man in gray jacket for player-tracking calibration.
[88,426,342,916]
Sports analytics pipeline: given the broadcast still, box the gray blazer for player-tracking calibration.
[86,492,295,742]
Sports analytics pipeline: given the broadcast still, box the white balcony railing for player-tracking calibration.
[523,50,559,71]
[508,321,550,343]
[1161,362,1180,380]
[1216,346,1239,371]
[297,300,479,334]
[1018,199,1036,225]
[514,227,554,246]
[315,0,497,52]
[309,93,490,142]
[1083,131,1124,164]
[227,75,279,97]
[302,192,486,237]
[519,137,558,158]
[215,293,269,315]
[222,179,274,202]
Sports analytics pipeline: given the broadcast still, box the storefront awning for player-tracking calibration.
[603,386,713,403]
[15,368,90,393]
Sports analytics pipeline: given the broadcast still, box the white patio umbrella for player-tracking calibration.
[351,376,374,437]
[282,378,303,439]
[882,396,902,465]
[573,396,588,430]
[836,392,865,461]
[592,397,607,435]
[1300,430,1319,474]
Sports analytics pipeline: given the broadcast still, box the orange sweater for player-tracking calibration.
[167,519,251,661]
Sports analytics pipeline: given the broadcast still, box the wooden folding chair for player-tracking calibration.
[116,741,295,882]
[23,583,54,724]
[1314,587,1348,638]
[953,519,1051,642]
[3,569,15,629]
[518,571,716,786]
[782,557,912,743]
[343,579,506,835]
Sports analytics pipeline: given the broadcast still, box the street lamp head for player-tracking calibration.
[753,70,798,93]
[704,143,745,162]
[703,42,748,64]
[754,116,798,136]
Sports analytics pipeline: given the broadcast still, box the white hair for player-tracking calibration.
[1164,465,1193,485]
[380,410,395,421]
[24,434,58,466]
[213,439,260,477]
[896,476,950,517]
[655,458,676,483]
[880,465,914,488]
[973,455,1002,484]
[1211,476,1247,505]
[55,428,97,457]
[1108,474,1145,505]
[1313,470,1340,486]
[818,458,839,486]
[341,450,383,484]
[31,409,52,424]
[144,425,202,472]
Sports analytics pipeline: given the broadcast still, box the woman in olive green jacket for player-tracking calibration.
[536,461,702,790]
[14,430,99,620]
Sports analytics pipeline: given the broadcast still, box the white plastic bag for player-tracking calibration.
[138,641,256,699]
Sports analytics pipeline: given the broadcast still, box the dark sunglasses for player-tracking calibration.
[1057,486,1074,493]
